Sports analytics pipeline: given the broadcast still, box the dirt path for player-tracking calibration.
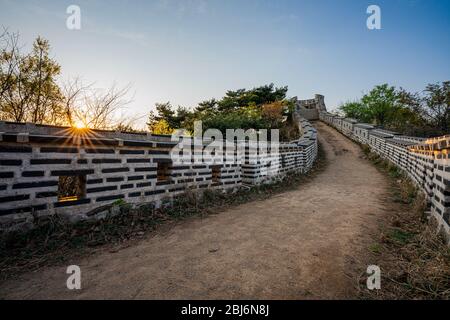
[0,122,392,299]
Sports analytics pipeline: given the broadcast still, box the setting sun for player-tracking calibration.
[73,120,87,129]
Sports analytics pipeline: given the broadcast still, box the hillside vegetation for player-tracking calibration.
[147,83,300,141]
[339,83,449,137]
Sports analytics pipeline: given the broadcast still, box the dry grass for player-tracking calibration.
[358,149,450,300]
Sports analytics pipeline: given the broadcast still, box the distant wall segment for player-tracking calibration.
[295,94,327,120]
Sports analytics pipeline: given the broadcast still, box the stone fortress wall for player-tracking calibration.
[320,112,450,242]
[0,107,318,232]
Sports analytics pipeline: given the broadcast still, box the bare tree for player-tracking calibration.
[29,37,63,124]
[0,29,63,124]
[60,77,92,126]
[423,81,450,133]
[1,28,139,130]
[83,83,132,129]
[63,81,135,130]
[0,27,24,121]
[114,113,146,132]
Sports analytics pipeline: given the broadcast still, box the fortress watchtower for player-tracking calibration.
[295,94,327,120]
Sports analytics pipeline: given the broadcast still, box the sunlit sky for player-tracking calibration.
[1,0,449,128]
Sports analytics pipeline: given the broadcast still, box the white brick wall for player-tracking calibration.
[0,116,319,232]
[320,112,450,242]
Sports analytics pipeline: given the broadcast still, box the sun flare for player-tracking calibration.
[73,121,87,129]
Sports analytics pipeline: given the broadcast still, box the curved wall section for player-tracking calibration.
[0,116,318,232]
[319,111,450,242]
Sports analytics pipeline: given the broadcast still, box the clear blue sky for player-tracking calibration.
[1,0,449,127]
